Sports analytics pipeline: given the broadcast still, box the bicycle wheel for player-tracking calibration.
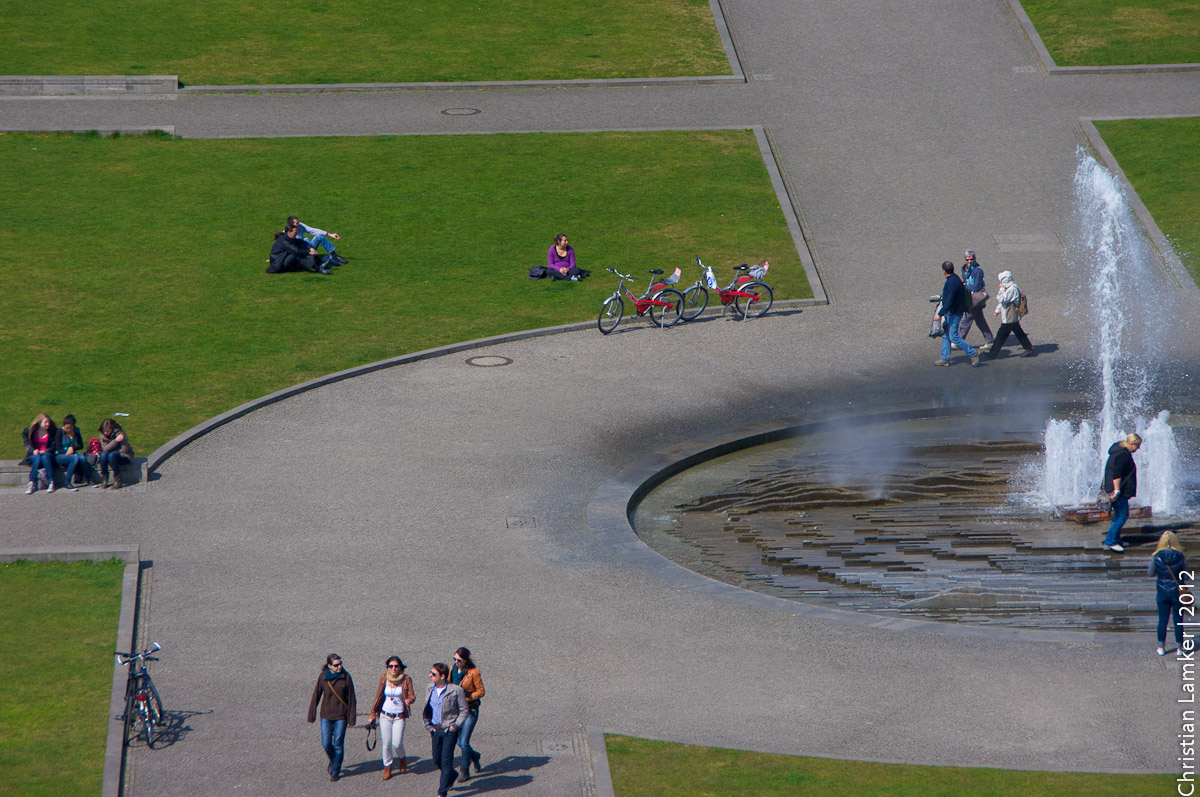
[734,282,773,319]
[139,698,161,749]
[680,285,708,321]
[648,289,684,328]
[130,695,149,746]
[123,690,137,746]
[597,296,624,334]
[145,680,164,748]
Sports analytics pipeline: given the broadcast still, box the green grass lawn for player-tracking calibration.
[1021,0,1200,66]
[1094,117,1200,284]
[0,560,125,797]
[605,735,1171,796]
[6,0,727,84]
[0,130,809,459]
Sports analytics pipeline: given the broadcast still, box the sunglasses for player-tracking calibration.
[388,664,402,669]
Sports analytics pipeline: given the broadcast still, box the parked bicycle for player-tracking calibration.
[597,266,684,334]
[680,256,774,321]
[117,643,164,749]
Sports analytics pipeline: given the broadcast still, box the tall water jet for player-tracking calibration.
[1035,149,1180,511]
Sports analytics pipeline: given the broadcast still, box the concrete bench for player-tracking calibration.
[0,457,148,488]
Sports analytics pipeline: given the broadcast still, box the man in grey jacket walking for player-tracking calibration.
[423,663,469,797]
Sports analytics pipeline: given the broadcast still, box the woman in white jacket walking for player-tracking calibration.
[983,270,1034,358]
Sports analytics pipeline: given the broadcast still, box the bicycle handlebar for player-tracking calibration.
[606,266,635,281]
[116,642,162,666]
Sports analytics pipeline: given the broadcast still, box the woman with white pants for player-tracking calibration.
[369,656,415,780]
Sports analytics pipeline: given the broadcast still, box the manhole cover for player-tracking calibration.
[465,355,512,367]
[441,107,481,115]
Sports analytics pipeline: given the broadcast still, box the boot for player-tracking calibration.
[100,474,111,489]
[382,765,391,781]
[113,473,125,489]
[396,757,406,774]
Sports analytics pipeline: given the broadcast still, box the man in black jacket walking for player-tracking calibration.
[268,223,330,274]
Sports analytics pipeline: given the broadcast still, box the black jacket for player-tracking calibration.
[939,274,967,316]
[1102,442,1137,498]
[1149,548,1189,596]
[54,427,84,456]
[268,232,312,273]
[21,422,58,465]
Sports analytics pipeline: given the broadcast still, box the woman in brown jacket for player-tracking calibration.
[97,418,135,489]
[368,656,415,780]
[307,653,357,782]
[450,647,485,780]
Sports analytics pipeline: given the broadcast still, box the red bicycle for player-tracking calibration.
[680,255,774,321]
[597,267,684,334]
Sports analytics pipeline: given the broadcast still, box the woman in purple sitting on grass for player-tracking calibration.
[546,234,588,281]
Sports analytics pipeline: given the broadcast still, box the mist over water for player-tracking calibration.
[1034,150,1182,513]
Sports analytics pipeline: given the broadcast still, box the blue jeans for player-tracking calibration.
[98,451,129,477]
[54,453,89,483]
[320,718,347,774]
[941,313,976,360]
[458,706,479,770]
[303,234,336,266]
[1159,590,1185,647]
[28,452,55,484]
[431,727,460,796]
[1104,495,1129,546]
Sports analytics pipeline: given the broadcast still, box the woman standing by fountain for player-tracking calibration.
[1149,531,1189,656]
[1101,433,1141,552]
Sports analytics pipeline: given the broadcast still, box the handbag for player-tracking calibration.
[1017,293,1029,318]
[928,311,944,338]
[363,720,377,751]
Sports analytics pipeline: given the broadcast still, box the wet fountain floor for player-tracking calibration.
[633,412,1199,632]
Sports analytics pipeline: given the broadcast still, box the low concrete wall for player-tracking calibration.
[0,76,177,96]
[0,457,148,488]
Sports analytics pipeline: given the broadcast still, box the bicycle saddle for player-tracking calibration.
[648,269,664,275]
[734,264,749,271]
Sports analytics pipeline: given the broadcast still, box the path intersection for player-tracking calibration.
[3,1,1200,794]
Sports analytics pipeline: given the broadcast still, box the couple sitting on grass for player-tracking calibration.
[267,216,349,275]
[531,234,590,281]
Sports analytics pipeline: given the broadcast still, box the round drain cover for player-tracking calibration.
[465,355,512,367]
[441,107,481,116]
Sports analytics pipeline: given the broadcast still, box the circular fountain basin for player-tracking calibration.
[632,405,1199,633]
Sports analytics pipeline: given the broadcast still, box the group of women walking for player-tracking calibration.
[307,647,484,794]
[20,413,134,493]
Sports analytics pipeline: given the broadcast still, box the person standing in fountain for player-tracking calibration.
[932,261,981,367]
[957,250,995,350]
[983,270,1034,359]
[1101,433,1142,552]
[1149,531,1190,656]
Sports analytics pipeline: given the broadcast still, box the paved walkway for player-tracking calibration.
[4,1,1200,794]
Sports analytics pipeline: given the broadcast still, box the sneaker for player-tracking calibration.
[950,342,961,351]
[1158,646,1167,656]
[971,351,982,366]
[46,481,56,493]
[25,481,35,494]
[331,253,348,265]
[63,482,78,492]
[932,359,950,367]
[1106,543,1125,553]
[570,275,580,281]
[1021,348,1035,357]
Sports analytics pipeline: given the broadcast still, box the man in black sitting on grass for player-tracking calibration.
[268,222,331,275]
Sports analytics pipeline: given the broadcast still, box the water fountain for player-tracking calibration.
[1035,150,1182,515]
[628,149,1196,632]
